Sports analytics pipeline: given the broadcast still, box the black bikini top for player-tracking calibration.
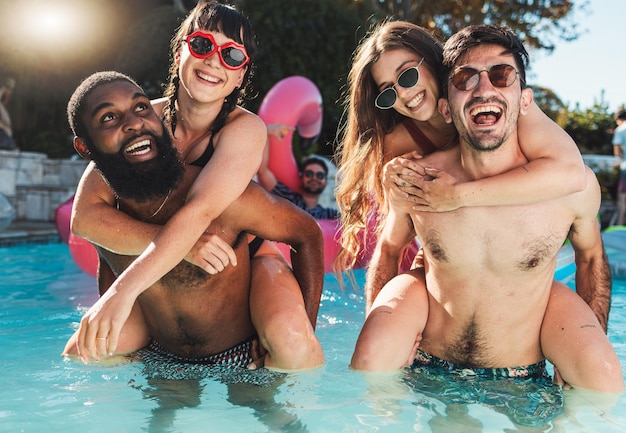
[189,133,215,167]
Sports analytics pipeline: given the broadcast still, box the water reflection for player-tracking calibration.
[130,366,310,433]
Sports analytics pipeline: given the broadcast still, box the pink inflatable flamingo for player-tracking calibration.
[55,196,98,276]
[258,76,323,194]
[258,76,348,273]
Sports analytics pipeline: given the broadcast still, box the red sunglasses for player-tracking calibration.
[183,31,249,70]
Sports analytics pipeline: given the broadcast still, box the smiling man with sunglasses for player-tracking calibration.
[257,155,339,220]
[352,24,623,393]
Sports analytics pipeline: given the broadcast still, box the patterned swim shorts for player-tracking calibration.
[411,349,548,380]
[138,338,255,380]
[407,349,562,427]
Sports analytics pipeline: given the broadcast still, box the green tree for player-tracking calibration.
[0,0,592,158]
[115,5,186,99]
[530,85,568,127]
[365,0,587,50]
[236,0,370,157]
[564,100,614,154]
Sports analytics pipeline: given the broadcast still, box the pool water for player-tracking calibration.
[1,242,626,433]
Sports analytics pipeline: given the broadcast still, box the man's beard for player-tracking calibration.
[302,183,325,196]
[87,128,184,202]
[454,98,518,153]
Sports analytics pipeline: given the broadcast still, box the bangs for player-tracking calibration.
[195,3,247,46]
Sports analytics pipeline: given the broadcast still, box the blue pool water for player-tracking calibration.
[1,242,626,433]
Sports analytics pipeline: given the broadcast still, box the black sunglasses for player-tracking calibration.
[303,170,326,180]
[375,58,424,110]
[450,64,520,91]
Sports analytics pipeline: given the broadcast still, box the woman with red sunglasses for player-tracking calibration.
[336,21,618,391]
[70,1,324,371]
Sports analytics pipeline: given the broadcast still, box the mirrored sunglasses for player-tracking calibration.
[375,58,424,110]
[303,170,326,180]
[184,31,249,70]
[450,64,520,91]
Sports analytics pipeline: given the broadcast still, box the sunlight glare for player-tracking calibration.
[13,1,95,55]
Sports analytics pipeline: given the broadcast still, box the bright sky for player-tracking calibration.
[530,0,625,111]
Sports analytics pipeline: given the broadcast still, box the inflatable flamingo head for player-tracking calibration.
[258,76,324,193]
[258,76,323,138]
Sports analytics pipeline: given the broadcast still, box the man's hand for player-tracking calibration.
[267,124,295,140]
[552,365,572,390]
[185,231,237,274]
[76,287,136,363]
[404,332,423,367]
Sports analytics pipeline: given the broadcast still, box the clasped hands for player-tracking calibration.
[383,151,462,212]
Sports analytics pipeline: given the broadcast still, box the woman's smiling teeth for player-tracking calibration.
[470,105,502,125]
[197,71,220,84]
[406,90,424,108]
[125,139,151,155]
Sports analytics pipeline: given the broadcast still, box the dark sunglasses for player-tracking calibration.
[303,170,326,180]
[375,58,424,110]
[450,64,520,91]
[184,31,249,70]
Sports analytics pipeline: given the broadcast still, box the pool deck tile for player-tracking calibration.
[0,221,60,246]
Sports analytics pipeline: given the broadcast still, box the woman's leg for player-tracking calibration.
[541,280,623,392]
[351,268,428,371]
[249,240,324,371]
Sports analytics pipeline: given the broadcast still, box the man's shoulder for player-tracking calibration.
[272,182,301,201]
[420,145,460,169]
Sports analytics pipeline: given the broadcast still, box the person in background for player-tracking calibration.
[0,77,18,151]
[612,109,626,226]
[257,142,339,220]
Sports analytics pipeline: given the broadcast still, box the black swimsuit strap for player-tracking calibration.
[189,133,216,167]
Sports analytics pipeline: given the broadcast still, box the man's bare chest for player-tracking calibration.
[413,203,570,271]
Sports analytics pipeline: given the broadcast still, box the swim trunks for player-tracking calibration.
[411,349,548,380]
[407,349,562,427]
[138,338,255,380]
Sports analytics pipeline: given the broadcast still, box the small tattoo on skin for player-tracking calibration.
[373,309,393,315]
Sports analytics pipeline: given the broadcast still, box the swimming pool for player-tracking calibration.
[1,242,626,433]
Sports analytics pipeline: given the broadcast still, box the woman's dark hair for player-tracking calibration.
[442,24,529,97]
[162,1,256,136]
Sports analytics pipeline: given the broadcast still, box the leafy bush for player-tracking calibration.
[20,130,74,159]
[237,0,369,158]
